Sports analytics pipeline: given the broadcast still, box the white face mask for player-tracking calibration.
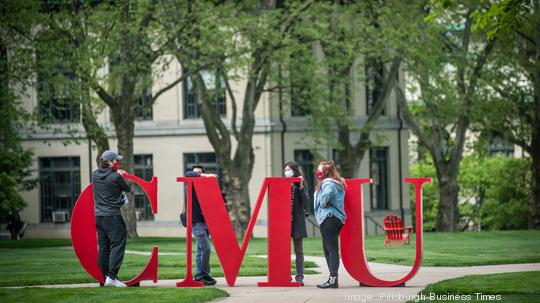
[284,170,294,178]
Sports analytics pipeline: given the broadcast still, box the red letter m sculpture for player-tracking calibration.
[71,175,430,287]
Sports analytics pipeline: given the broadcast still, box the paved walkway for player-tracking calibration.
[16,256,540,303]
[205,258,540,303]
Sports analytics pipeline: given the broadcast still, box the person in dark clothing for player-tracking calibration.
[184,164,218,286]
[283,161,309,286]
[6,211,24,240]
[92,150,131,287]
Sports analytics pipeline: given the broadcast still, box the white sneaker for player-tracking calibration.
[105,276,127,287]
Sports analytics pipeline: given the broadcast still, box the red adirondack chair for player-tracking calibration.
[383,214,412,246]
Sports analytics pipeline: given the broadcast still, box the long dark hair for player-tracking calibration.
[283,161,302,177]
[283,161,307,189]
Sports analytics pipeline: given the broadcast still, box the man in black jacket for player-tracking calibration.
[184,164,218,286]
[92,150,131,287]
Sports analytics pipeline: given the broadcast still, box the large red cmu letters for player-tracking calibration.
[71,174,431,287]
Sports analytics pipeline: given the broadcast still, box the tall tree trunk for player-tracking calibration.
[189,70,257,237]
[227,80,257,237]
[530,145,540,229]
[335,59,401,178]
[55,0,110,166]
[112,105,138,238]
[221,171,252,237]
[397,87,467,232]
[320,0,402,179]
[81,86,109,166]
[530,0,540,229]
[171,0,311,237]
[529,44,540,229]
[436,174,460,231]
[336,147,362,178]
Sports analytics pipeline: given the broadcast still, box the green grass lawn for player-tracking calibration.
[0,287,228,303]
[0,230,539,287]
[362,230,540,267]
[0,237,317,287]
[104,230,540,267]
[408,271,540,303]
[304,230,540,267]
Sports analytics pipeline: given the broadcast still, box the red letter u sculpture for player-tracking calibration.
[71,173,159,286]
[340,177,431,287]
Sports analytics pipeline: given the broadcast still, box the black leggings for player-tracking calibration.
[320,216,343,277]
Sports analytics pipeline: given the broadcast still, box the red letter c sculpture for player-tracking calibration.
[70,173,159,286]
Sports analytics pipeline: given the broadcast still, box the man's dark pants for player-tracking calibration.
[96,215,127,280]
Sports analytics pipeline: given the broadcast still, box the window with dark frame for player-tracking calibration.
[183,70,226,119]
[37,62,81,124]
[488,135,514,157]
[133,154,154,221]
[294,149,315,214]
[183,152,222,208]
[39,157,81,223]
[135,91,153,121]
[369,147,389,210]
[365,63,385,116]
[109,56,153,121]
[289,42,312,117]
[183,152,220,176]
[290,83,311,116]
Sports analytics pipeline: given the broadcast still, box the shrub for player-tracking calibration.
[409,155,530,231]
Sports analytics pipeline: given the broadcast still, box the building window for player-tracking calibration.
[183,70,226,119]
[294,149,315,214]
[488,135,514,157]
[290,85,311,117]
[291,95,311,117]
[39,157,81,223]
[135,92,153,121]
[37,65,81,123]
[365,62,385,115]
[109,56,153,121]
[183,153,222,202]
[133,154,154,221]
[370,147,389,210]
[183,152,220,175]
[289,44,312,117]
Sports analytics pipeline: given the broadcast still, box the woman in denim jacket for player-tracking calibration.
[314,160,346,289]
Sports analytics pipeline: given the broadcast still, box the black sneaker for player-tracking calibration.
[200,275,217,286]
[317,276,338,289]
[194,275,205,284]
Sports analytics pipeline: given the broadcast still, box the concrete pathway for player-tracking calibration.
[204,257,540,303]
[12,256,540,303]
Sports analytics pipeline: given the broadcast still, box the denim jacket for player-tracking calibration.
[313,178,346,225]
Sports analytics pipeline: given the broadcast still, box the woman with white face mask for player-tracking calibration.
[283,161,309,286]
